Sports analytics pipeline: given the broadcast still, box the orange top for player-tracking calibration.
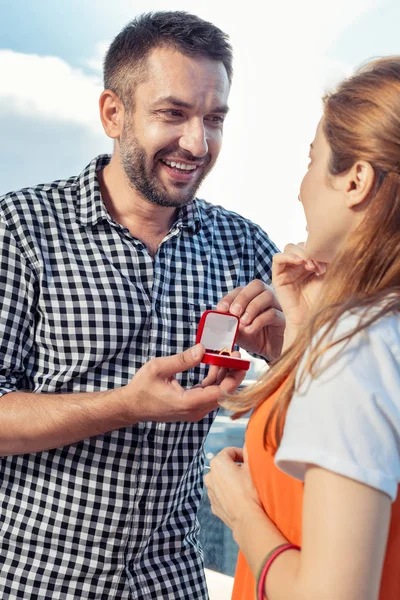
[232,386,400,600]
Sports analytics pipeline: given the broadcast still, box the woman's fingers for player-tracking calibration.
[273,244,327,279]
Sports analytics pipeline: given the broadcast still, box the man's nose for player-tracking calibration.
[179,119,208,158]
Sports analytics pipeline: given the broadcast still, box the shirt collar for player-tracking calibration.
[174,201,202,234]
[75,155,112,226]
[74,154,202,233]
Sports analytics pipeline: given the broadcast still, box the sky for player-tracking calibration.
[1,0,399,249]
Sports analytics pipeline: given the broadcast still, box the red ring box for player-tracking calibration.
[196,310,250,371]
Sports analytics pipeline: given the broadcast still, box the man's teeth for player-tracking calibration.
[162,159,197,171]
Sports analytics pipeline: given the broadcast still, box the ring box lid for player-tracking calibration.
[195,310,250,371]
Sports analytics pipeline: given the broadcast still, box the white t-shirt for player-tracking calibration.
[275,312,400,502]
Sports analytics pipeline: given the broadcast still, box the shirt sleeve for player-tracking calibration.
[275,315,400,502]
[252,223,279,284]
[0,219,37,397]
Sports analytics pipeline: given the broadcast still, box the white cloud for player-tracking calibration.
[0,49,108,193]
[0,50,103,132]
[0,110,110,194]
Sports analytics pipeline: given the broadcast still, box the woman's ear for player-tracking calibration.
[99,90,125,139]
[344,161,375,208]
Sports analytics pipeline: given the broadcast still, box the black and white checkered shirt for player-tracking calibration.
[0,155,278,599]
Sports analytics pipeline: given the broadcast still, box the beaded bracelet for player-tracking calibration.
[255,542,300,600]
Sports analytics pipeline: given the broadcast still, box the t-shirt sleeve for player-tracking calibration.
[0,219,37,397]
[275,315,400,502]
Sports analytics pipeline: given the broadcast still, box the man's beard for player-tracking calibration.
[119,124,211,208]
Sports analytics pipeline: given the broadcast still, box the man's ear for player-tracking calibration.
[99,90,125,139]
[344,161,375,208]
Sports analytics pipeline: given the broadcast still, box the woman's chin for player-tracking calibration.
[304,238,313,259]
[304,239,327,263]
[304,236,326,262]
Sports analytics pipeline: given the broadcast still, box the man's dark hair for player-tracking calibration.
[103,11,233,108]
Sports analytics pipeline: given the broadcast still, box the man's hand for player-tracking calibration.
[121,344,246,423]
[0,344,246,457]
[216,280,285,361]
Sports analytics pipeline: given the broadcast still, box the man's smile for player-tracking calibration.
[158,157,204,182]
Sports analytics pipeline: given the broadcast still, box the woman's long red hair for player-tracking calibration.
[224,57,400,448]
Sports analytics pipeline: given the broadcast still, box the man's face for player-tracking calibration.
[119,47,230,208]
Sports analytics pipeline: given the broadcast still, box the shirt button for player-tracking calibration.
[138,498,146,509]
[155,301,161,315]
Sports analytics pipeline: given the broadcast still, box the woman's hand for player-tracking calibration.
[204,446,263,532]
[272,244,327,348]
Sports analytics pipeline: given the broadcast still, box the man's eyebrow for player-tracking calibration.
[152,96,229,114]
[213,104,230,115]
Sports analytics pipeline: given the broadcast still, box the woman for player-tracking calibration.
[205,57,400,600]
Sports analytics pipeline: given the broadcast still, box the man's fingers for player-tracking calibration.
[218,367,246,393]
[152,344,205,377]
[183,385,222,413]
[241,307,284,333]
[216,287,244,312]
[217,280,279,320]
[232,282,280,318]
[200,362,244,392]
[182,365,245,419]
[236,289,281,327]
[223,349,245,389]
[216,367,228,386]
[200,364,221,387]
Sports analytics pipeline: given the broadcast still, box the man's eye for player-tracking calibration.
[163,110,183,118]
[206,115,225,124]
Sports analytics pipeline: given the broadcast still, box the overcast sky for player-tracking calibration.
[1,0,399,248]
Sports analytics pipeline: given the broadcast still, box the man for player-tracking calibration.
[0,11,281,599]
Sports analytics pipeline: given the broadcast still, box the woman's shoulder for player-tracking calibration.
[276,310,400,501]
[305,309,400,379]
[333,308,400,345]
